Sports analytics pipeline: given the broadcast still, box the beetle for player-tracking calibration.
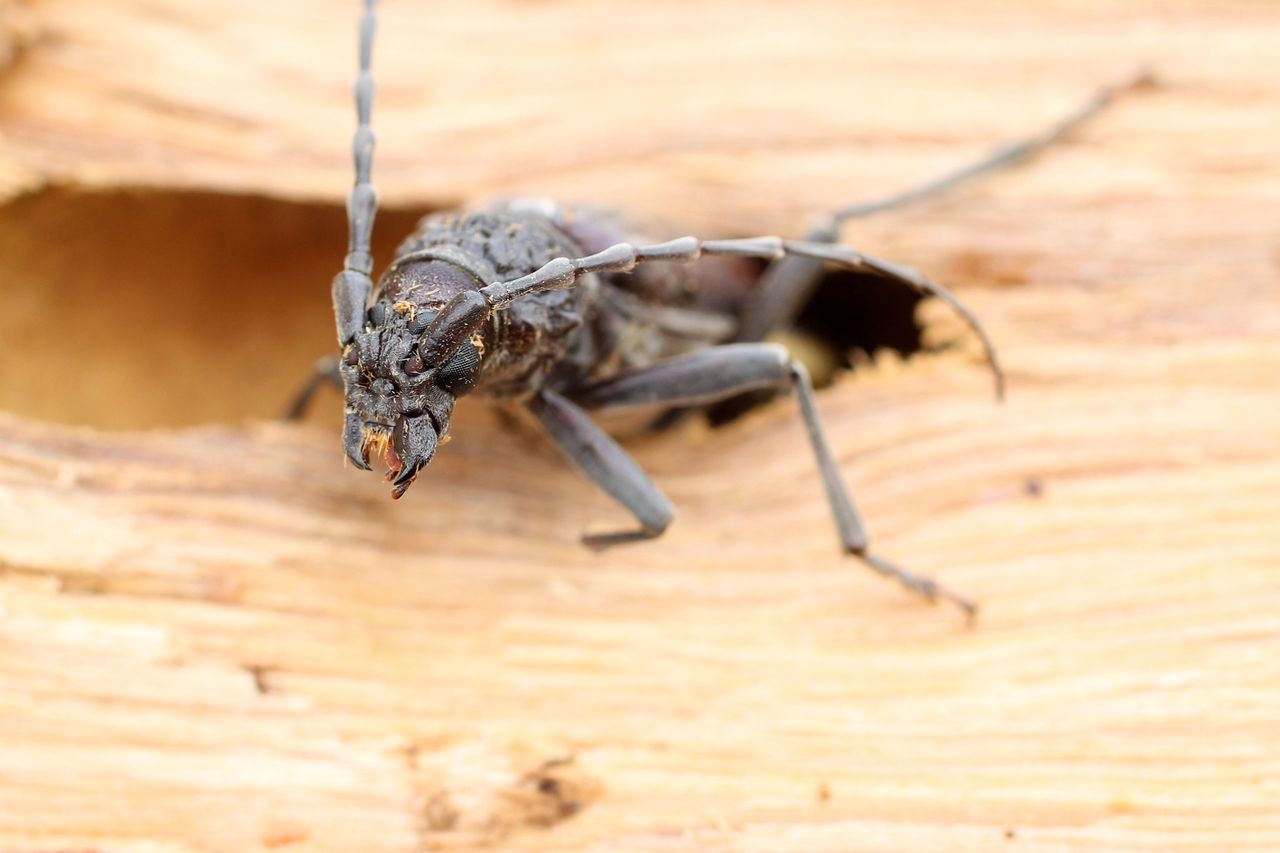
[290,0,1148,618]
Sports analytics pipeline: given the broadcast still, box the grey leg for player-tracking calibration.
[737,68,1154,344]
[283,356,342,420]
[733,220,841,346]
[528,389,674,549]
[573,343,976,617]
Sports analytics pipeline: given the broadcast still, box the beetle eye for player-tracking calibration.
[436,340,482,396]
[368,303,388,326]
[343,345,359,366]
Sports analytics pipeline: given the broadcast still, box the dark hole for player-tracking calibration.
[794,268,926,366]
[706,267,925,426]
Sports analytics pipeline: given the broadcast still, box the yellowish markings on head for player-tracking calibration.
[360,427,392,464]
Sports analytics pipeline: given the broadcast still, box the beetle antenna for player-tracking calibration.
[827,67,1155,224]
[331,0,379,344]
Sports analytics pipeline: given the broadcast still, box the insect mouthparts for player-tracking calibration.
[360,425,393,470]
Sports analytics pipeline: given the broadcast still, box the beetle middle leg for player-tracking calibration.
[566,342,975,616]
[528,388,674,548]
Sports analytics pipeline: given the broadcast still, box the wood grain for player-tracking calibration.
[1,1,1278,851]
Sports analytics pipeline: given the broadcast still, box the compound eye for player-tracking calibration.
[343,345,359,367]
[436,340,482,396]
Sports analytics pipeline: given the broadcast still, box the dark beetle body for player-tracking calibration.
[379,199,746,402]
[339,197,757,498]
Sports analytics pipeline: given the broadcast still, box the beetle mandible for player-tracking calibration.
[290,0,1149,618]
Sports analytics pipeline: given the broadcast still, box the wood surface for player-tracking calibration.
[1,1,1278,851]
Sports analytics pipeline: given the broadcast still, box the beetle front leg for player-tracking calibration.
[282,355,342,420]
[571,343,976,618]
[528,388,674,548]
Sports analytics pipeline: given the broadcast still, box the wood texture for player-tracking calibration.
[1,1,1278,852]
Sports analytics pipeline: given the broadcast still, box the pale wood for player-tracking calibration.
[1,1,1279,852]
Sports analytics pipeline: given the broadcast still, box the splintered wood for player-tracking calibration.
[1,1,1278,851]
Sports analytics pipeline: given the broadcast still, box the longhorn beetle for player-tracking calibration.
[289,0,1149,618]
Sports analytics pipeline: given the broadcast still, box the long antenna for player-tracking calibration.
[828,68,1154,224]
[331,0,379,344]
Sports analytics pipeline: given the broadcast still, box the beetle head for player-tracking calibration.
[338,272,487,499]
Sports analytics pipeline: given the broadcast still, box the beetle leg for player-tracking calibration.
[571,342,976,618]
[282,356,342,420]
[528,388,674,549]
[738,68,1153,345]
